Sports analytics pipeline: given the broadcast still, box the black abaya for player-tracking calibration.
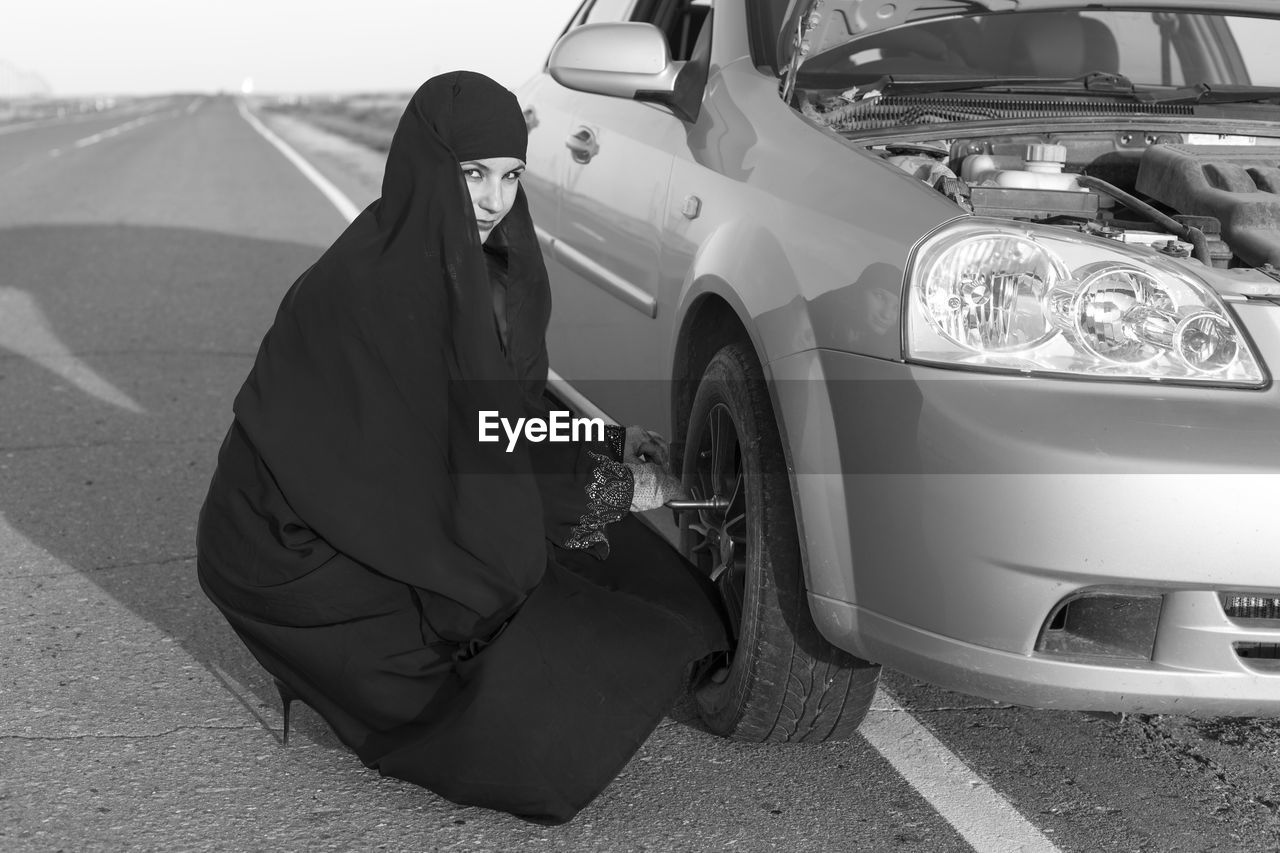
[195,72,728,824]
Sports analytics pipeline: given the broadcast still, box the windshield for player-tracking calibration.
[766,6,1280,91]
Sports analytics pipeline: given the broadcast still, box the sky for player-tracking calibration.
[3,0,585,96]
[10,2,1280,97]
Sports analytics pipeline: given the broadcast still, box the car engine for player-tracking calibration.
[877,132,1280,274]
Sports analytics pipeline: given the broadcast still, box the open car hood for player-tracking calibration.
[777,0,1280,77]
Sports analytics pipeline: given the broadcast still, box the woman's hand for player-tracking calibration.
[622,426,683,511]
[625,461,689,512]
[624,426,670,468]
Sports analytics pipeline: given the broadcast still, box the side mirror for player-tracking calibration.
[549,22,684,101]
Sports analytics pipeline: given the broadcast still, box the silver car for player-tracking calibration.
[519,0,1280,741]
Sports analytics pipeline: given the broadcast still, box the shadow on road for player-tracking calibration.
[0,222,355,749]
[0,221,715,757]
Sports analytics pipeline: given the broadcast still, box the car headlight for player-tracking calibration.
[905,220,1267,386]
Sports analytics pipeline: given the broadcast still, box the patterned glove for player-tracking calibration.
[623,425,670,468]
[625,461,689,512]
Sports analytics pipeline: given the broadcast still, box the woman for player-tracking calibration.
[196,71,728,825]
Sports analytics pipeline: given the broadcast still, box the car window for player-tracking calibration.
[1227,16,1280,86]
[1082,11,1185,86]
[581,0,636,26]
[800,10,1279,90]
[550,0,637,62]
[633,0,712,62]
[670,0,712,62]
[745,0,786,70]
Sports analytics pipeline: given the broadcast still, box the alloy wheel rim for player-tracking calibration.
[687,402,748,639]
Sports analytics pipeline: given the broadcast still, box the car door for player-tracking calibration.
[541,0,688,425]
[518,16,583,262]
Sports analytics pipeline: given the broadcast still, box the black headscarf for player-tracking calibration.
[232,72,552,641]
[444,74,528,163]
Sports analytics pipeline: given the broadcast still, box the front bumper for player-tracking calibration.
[815,591,1280,715]
[769,301,1280,714]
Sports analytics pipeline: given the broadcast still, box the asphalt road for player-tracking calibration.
[1,95,1278,853]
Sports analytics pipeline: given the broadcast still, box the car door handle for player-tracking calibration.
[565,127,599,164]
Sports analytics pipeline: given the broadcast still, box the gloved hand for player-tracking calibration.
[626,460,689,512]
[624,425,670,468]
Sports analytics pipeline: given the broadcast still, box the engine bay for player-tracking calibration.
[873,129,1280,275]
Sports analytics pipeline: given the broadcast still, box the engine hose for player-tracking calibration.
[1075,174,1211,265]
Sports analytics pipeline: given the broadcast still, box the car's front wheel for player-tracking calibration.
[682,342,881,743]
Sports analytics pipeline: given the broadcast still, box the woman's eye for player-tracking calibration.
[505,171,524,182]
[462,168,482,180]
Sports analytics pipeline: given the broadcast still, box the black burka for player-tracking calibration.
[195,72,728,824]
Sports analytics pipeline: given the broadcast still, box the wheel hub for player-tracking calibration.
[684,402,748,627]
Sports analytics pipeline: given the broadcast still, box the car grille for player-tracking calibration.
[1220,594,1280,620]
[1234,642,1280,673]
[1236,642,1280,659]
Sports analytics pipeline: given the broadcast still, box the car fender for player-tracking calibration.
[666,151,962,625]
[670,217,841,605]
[670,218,782,367]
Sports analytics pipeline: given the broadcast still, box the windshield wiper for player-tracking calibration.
[845,71,1142,100]
[1158,83,1280,105]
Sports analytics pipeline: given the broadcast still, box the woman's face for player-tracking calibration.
[461,156,525,244]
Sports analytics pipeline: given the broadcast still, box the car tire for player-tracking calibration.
[681,342,881,743]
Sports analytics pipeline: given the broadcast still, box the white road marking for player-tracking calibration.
[863,690,1063,853]
[0,287,144,413]
[0,110,111,137]
[71,113,165,149]
[45,110,172,156]
[242,116,1062,852]
[236,101,361,223]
